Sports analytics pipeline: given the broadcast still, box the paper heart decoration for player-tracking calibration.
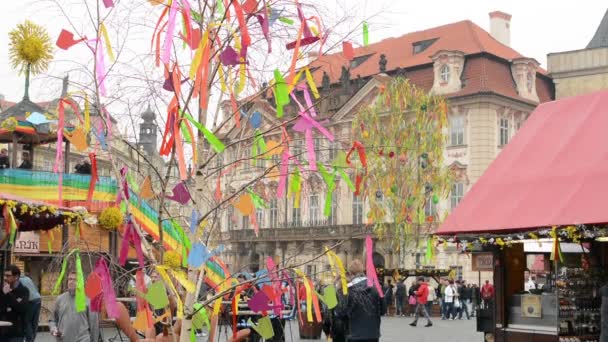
[166,182,191,204]
[85,272,103,299]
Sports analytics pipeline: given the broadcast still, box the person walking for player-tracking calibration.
[0,264,30,342]
[408,282,419,317]
[426,279,436,318]
[471,284,480,316]
[0,148,10,169]
[339,259,385,342]
[20,274,42,342]
[481,280,495,309]
[409,277,432,327]
[394,280,406,317]
[458,281,470,320]
[443,280,457,320]
[436,278,445,319]
[49,272,102,342]
[383,280,394,316]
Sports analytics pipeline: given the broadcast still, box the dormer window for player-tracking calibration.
[412,38,438,54]
[440,64,450,83]
[526,72,534,92]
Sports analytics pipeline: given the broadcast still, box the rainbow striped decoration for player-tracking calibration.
[0,169,186,252]
[205,257,234,291]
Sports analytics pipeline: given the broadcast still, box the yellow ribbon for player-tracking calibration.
[305,68,320,99]
[189,29,209,79]
[325,248,347,295]
[169,269,196,293]
[156,266,184,318]
[100,22,115,62]
[294,269,313,322]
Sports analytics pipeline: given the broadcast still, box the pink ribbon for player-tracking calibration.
[119,221,145,267]
[161,0,179,65]
[266,257,284,316]
[277,149,290,198]
[93,258,120,318]
[365,235,383,298]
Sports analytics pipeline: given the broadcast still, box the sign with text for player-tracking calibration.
[14,231,40,254]
[472,253,494,271]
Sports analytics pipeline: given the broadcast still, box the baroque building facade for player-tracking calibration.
[207,11,554,285]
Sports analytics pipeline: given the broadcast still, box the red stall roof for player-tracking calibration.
[438,90,608,235]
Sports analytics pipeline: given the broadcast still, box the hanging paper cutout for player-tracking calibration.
[188,243,212,268]
[317,284,338,309]
[220,46,241,66]
[139,176,155,199]
[248,316,275,339]
[142,281,170,310]
[102,0,114,8]
[233,193,255,216]
[56,29,86,50]
[342,41,354,61]
[26,112,54,125]
[250,111,262,129]
[64,127,88,152]
[85,272,102,300]
[166,182,192,204]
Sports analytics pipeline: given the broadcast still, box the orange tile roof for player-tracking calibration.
[308,20,526,85]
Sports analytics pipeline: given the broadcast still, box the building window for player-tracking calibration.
[256,209,264,228]
[313,138,322,162]
[352,193,364,225]
[292,205,301,226]
[328,141,339,162]
[440,64,450,83]
[449,265,463,280]
[449,115,465,146]
[215,154,223,170]
[424,198,436,217]
[292,139,303,162]
[269,199,278,228]
[328,193,337,225]
[242,215,249,230]
[499,118,510,146]
[306,264,317,280]
[451,183,464,210]
[255,156,265,169]
[309,193,319,225]
[227,206,235,229]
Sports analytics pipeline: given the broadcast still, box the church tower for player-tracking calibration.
[138,105,157,156]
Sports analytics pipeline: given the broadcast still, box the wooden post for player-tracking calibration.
[64,141,70,173]
[11,133,18,168]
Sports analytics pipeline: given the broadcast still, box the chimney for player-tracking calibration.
[489,11,511,47]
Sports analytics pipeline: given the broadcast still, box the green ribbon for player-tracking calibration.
[318,163,336,217]
[52,249,86,312]
[336,168,355,192]
[278,17,294,25]
[180,120,193,144]
[75,251,86,312]
[425,238,433,263]
[251,129,267,163]
[248,188,268,209]
[183,111,225,153]
[363,21,369,46]
[289,168,301,195]
[274,69,290,118]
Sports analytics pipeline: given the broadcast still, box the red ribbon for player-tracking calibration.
[346,141,368,195]
[87,153,98,206]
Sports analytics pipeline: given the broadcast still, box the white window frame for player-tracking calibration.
[292,139,303,162]
[352,194,364,225]
[328,141,339,162]
[309,193,319,225]
[292,204,301,226]
[451,183,464,210]
[449,115,465,146]
[242,215,249,230]
[256,209,264,228]
[328,193,337,225]
[269,199,278,228]
[440,64,450,82]
[499,117,510,146]
[313,137,322,162]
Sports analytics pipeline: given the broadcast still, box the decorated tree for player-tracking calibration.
[33,0,377,341]
[352,77,453,265]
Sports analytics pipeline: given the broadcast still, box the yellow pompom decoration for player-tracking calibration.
[9,20,53,75]
[98,207,123,231]
[1,118,18,132]
[163,251,181,269]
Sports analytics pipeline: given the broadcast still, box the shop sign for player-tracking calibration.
[14,231,40,254]
[472,253,494,271]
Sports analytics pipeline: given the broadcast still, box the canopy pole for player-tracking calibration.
[11,134,18,167]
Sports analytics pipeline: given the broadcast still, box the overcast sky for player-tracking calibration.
[0,0,605,104]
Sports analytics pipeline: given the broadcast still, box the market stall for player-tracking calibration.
[436,90,608,342]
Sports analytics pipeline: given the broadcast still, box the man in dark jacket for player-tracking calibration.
[458,281,470,319]
[395,280,406,316]
[0,149,10,169]
[0,264,30,342]
[601,284,608,342]
[339,259,385,342]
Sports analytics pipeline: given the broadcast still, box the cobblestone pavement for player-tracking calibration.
[36,316,483,341]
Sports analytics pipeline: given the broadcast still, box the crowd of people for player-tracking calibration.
[381,277,496,323]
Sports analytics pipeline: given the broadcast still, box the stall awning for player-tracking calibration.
[438,90,608,235]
